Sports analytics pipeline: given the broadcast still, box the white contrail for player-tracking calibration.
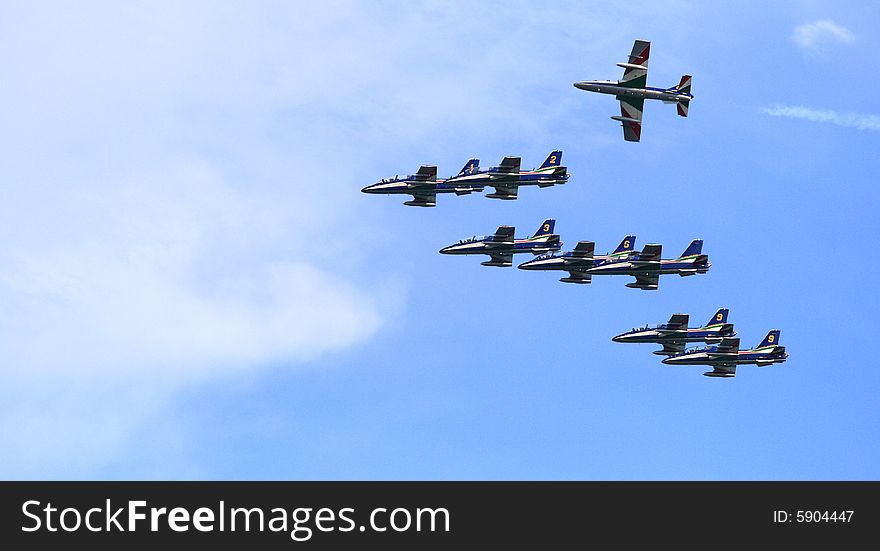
[792,20,855,49]
[763,105,880,131]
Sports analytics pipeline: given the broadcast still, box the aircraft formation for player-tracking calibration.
[362,39,790,378]
[440,220,710,291]
[361,151,569,207]
[613,310,788,377]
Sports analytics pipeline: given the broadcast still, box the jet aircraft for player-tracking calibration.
[573,39,693,142]
[662,330,789,378]
[517,236,637,284]
[612,308,736,356]
[361,159,483,207]
[439,219,562,267]
[585,239,710,290]
[444,151,569,201]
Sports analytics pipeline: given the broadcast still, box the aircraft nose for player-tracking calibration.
[661,357,674,365]
[438,245,454,254]
[611,335,624,343]
[361,184,375,193]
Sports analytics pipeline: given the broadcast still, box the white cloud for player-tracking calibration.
[0,0,683,477]
[0,2,406,476]
[763,105,880,131]
[792,19,855,50]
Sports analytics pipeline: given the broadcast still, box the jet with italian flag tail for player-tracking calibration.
[517,235,637,284]
[439,219,562,267]
[361,158,484,207]
[662,331,789,378]
[612,309,736,356]
[573,39,693,142]
[478,151,570,201]
[585,239,710,290]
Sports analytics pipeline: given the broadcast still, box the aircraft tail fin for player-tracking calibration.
[533,219,556,238]
[707,308,729,327]
[672,75,692,95]
[757,330,781,349]
[679,239,703,258]
[668,75,692,116]
[538,150,563,169]
[613,235,636,255]
[457,158,479,176]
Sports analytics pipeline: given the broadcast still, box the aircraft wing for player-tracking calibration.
[630,273,659,290]
[570,241,595,259]
[486,252,513,267]
[404,192,436,207]
[490,226,515,243]
[704,365,737,378]
[560,271,592,284]
[658,313,689,333]
[709,338,740,358]
[414,165,438,181]
[635,244,662,264]
[617,97,645,143]
[487,184,519,200]
[620,39,650,83]
[496,156,522,174]
[657,342,685,355]
[668,313,689,330]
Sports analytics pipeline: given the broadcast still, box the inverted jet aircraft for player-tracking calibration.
[573,39,693,142]
[445,151,569,201]
[361,159,483,207]
[586,239,710,290]
[517,236,637,284]
[439,219,562,267]
[662,330,789,378]
[612,308,736,356]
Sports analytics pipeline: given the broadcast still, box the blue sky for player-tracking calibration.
[1,1,878,479]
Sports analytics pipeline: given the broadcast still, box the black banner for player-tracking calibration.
[1,482,876,548]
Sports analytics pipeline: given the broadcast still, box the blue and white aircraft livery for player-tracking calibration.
[574,39,693,142]
[584,239,710,290]
[662,331,789,378]
[517,236,637,284]
[361,159,483,207]
[439,219,562,267]
[478,151,570,200]
[612,309,736,356]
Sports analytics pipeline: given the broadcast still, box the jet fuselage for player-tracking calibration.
[360,177,481,196]
[517,250,634,271]
[586,255,711,276]
[446,166,570,188]
[573,80,693,103]
[612,325,734,345]
[661,347,788,367]
[440,236,561,256]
